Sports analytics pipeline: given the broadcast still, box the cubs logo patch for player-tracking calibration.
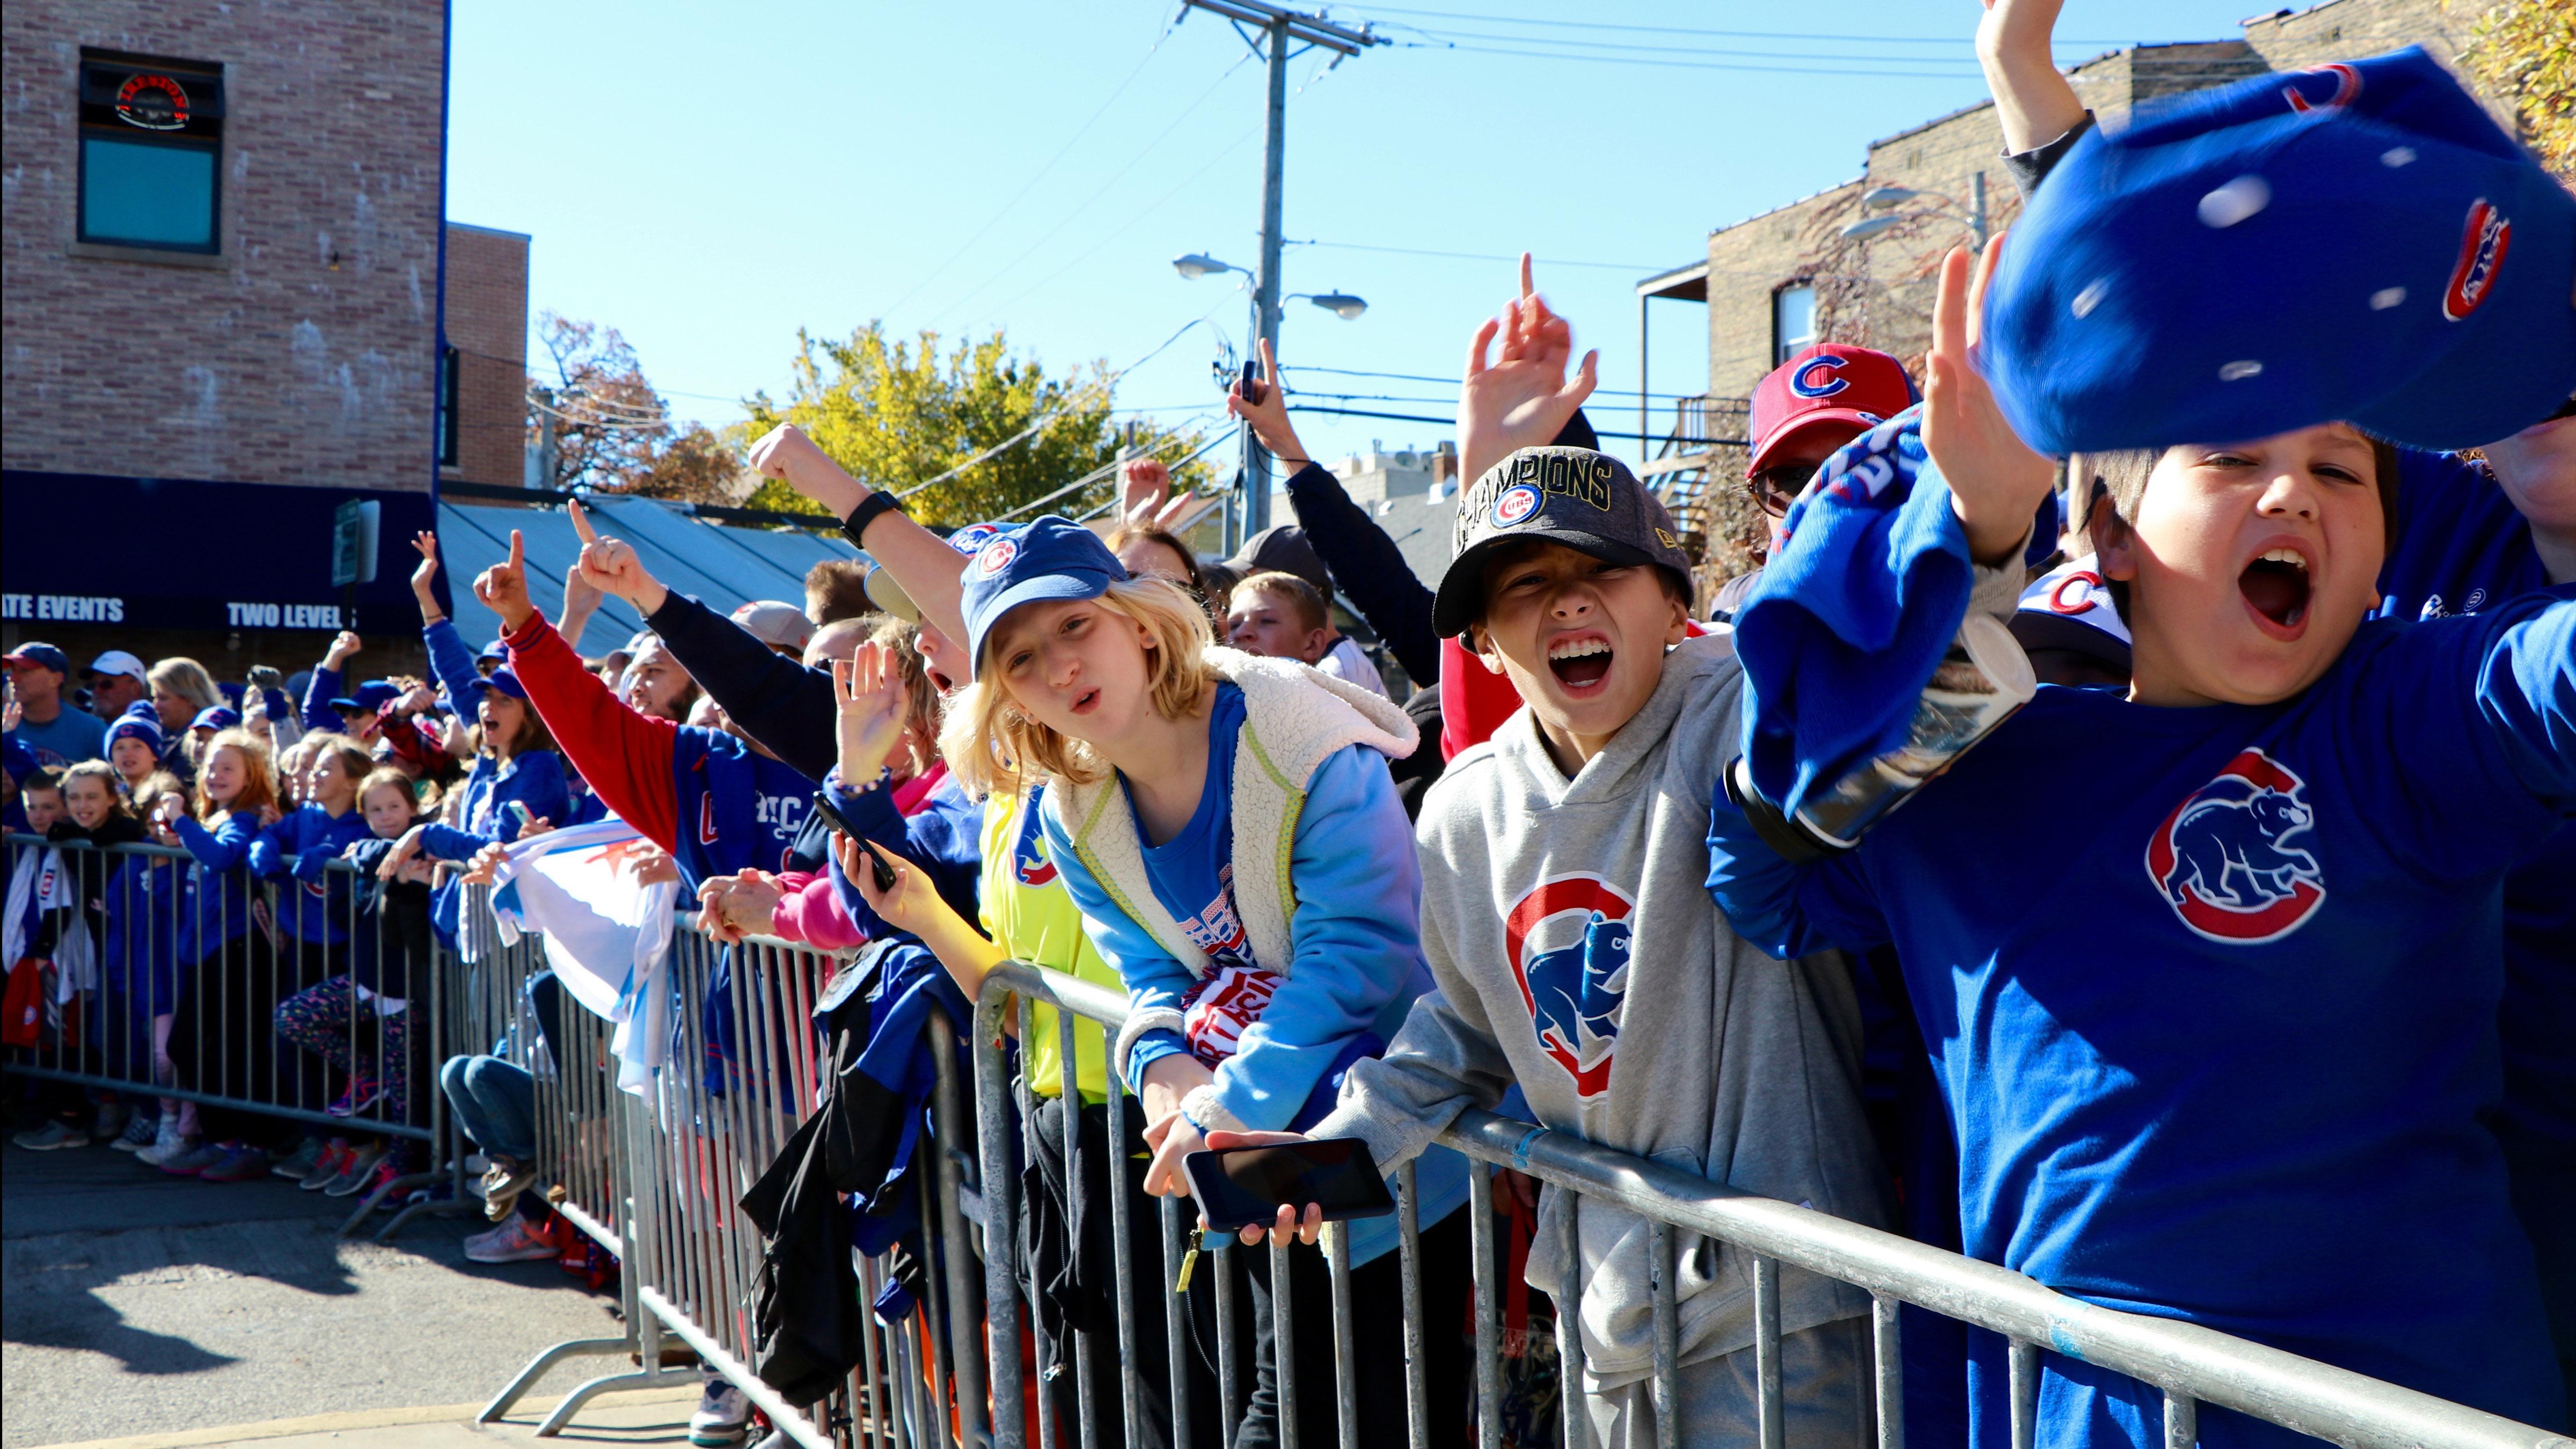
[2281,62,2360,113]
[2047,569,2108,617]
[948,523,1001,558]
[1491,481,1542,529]
[2442,199,2510,321]
[1012,785,1057,887]
[1789,354,1849,398]
[2144,749,2326,943]
[974,537,1019,577]
[1504,875,1634,1098]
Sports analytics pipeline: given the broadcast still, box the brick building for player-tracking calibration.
[0,0,526,684]
[1636,0,2493,588]
[440,222,532,491]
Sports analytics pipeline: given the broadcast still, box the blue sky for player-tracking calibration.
[445,0,2278,475]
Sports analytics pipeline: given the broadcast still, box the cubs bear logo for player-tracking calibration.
[1013,784,1058,887]
[1491,481,1542,529]
[974,537,1019,577]
[2442,200,2510,321]
[947,522,1001,558]
[2144,749,2326,943]
[1789,355,1850,398]
[1505,875,1634,1097]
[2281,62,2360,113]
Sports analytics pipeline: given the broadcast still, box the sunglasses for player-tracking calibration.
[1747,466,1813,516]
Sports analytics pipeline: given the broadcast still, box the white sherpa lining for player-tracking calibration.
[1065,647,1417,1084]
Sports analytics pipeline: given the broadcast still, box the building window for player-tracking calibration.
[78,52,224,253]
[1773,284,1817,364]
[438,345,462,467]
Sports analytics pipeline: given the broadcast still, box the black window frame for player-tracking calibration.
[76,49,226,255]
[438,344,463,467]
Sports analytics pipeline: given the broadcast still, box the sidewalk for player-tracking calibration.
[2,1137,650,1448]
[28,1385,702,1448]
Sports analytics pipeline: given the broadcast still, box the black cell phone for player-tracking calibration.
[809,791,899,891]
[1238,357,1265,407]
[1183,1137,1395,1235]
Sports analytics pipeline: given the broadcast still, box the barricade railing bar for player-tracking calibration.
[13,839,2560,1449]
[963,959,2572,1449]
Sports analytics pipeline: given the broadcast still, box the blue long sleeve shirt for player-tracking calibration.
[822,768,985,942]
[1709,586,2575,1447]
[170,811,264,961]
[249,804,375,944]
[299,662,346,733]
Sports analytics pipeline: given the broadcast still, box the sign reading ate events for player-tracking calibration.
[1,473,440,632]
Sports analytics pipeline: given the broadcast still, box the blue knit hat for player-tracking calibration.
[107,702,164,755]
[1980,47,2576,453]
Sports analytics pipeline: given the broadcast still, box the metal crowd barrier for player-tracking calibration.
[4,833,451,1230]
[962,960,2571,1449]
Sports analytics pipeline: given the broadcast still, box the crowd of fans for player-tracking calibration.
[5,3,2572,1446]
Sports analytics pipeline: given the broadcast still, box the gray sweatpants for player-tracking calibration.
[1583,1315,1873,1449]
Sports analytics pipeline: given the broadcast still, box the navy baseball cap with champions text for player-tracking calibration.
[1980,46,2576,455]
[958,516,1130,679]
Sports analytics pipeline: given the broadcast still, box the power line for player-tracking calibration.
[1401,41,1987,79]
[1346,4,2131,47]
[1391,26,1999,68]
[877,13,1189,323]
[920,51,1256,330]
[1290,238,1667,271]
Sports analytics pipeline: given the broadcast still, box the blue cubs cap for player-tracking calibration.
[477,667,529,701]
[107,704,164,753]
[1981,47,2576,455]
[476,640,510,664]
[4,642,71,675]
[866,522,1000,623]
[958,516,1128,679]
[328,679,399,714]
[190,705,240,733]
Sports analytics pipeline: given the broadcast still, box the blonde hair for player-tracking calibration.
[198,728,281,822]
[939,575,1217,798]
[147,658,221,718]
[357,766,419,818]
[1231,570,1328,633]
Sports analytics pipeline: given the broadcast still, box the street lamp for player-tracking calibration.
[1838,175,1991,246]
[1173,251,1365,547]
[1860,185,1920,211]
[1838,214,1909,241]
[1172,252,1249,281]
[1298,291,1367,320]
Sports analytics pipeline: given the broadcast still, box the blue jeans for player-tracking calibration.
[438,1055,535,1163]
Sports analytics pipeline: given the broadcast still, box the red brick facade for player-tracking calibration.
[441,222,530,489]
[1,0,449,493]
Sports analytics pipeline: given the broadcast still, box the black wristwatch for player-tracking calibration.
[841,491,906,550]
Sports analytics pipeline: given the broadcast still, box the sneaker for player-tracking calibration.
[108,1113,162,1152]
[688,1368,751,1445]
[135,1121,196,1167]
[158,1140,231,1176]
[93,1102,130,1140]
[200,1143,272,1182]
[481,1155,538,1220]
[325,1075,383,1118]
[321,1142,387,1197]
[301,1140,353,1190]
[361,1151,411,1206]
[12,1121,92,1151]
[270,1137,327,1180]
[462,1216,558,1264]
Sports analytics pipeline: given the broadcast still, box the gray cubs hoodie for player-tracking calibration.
[1310,631,1887,1396]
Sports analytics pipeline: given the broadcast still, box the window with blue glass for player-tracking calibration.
[78,53,224,253]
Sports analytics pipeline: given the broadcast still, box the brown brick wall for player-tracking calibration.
[0,0,447,493]
[441,222,529,488]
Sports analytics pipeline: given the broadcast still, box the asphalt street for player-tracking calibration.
[2,1136,634,1448]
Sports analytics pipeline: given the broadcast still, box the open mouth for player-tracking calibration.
[2238,547,2312,634]
[926,666,956,694]
[1069,686,1102,715]
[1547,634,1614,693]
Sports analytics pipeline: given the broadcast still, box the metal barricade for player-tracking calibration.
[961,960,2571,1449]
[3,834,448,1182]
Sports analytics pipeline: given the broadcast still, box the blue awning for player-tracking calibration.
[434,495,858,650]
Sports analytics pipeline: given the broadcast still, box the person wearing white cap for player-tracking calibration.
[85,650,149,718]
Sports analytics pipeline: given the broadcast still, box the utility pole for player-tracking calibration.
[1182,0,1378,542]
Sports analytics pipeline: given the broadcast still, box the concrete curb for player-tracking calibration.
[27,1386,700,1449]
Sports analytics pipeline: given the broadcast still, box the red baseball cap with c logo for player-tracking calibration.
[1747,344,1919,478]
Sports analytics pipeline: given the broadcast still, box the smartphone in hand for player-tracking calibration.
[810,791,900,892]
[1183,1137,1395,1235]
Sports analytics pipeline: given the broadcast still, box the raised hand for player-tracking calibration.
[409,531,444,619]
[324,631,364,668]
[748,423,868,518]
[832,646,910,787]
[1150,491,1205,531]
[1119,456,1173,525]
[473,529,538,632]
[1922,235,2055,566]
[567,499,669,616]
[1458,253,1599,485]
[1224,336,1310,466]
[1977,0,2084,155]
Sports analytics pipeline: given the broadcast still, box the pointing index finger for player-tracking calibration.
[568,497,599,546]
[507,529,524,572]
